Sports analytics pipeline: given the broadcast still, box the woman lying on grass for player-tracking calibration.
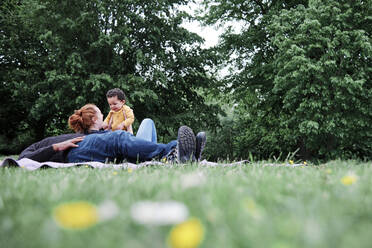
[19,104,206,164]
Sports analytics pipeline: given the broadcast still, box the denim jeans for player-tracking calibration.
[67,119,176,163]
[136,118,157,143]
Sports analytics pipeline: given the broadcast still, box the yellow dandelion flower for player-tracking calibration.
[168,218,204,248]
[325,169,332,174]
[21,165,25,168]
[85,165,89,168]
[289,160,294,165]
[162,157,167,163]
[113,171,118,175]
[303,161,307,165]
[341,175,357,186]
[53,201,98,230]
[128,168,133,173]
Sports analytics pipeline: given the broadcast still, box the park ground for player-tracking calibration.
[0,157,371,248]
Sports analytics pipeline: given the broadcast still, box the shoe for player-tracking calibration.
[162,146,177,164]
[195,132,206,161]
[177,126,196,163]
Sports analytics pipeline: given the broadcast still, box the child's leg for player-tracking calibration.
[135,118,157,143]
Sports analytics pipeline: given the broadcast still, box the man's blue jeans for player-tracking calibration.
[67,119,176,163]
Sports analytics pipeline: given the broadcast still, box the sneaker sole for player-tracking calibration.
[177,126,196,163]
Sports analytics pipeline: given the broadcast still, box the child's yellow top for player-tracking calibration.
[104,105,134,132]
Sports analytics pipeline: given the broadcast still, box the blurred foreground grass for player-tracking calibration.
[0,159,371,248]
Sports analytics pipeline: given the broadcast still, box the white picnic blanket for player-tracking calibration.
[0,157,250,171]
[0,158,164,171]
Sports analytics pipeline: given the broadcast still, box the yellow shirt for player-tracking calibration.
[104,105,134,132]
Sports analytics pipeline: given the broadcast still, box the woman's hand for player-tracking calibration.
[52,136,85,151]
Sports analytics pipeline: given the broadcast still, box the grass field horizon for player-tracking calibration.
[1,158,371,248]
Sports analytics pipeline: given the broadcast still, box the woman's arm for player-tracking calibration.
[103,111,112,130]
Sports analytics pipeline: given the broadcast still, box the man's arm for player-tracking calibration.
[19,136,84,162]
[19,145,57,162]
[52,136,85,151]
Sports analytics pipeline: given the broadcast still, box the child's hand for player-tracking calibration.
[116,122,125,131]
[102,123,109,130]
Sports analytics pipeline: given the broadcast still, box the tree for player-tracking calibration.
[0,0,222,154]
[202,0,372,160]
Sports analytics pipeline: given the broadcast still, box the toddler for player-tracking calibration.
[102,88,134,134]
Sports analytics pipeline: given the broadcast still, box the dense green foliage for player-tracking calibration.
[202,0,371,161]
[0,0,221,154]
[1,161,372,247]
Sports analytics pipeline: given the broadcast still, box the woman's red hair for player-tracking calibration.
[68,104,97,133]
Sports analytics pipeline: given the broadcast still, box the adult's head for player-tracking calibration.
[68,104,103,133]
[106,88,126,112]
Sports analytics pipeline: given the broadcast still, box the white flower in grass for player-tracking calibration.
[98,200,119,221]
[180,171,206,189]
[131,201,189,226]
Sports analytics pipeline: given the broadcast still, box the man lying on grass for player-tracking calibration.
[19,104,206,164]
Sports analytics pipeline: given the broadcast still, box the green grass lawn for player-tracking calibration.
[0,159,371,248]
